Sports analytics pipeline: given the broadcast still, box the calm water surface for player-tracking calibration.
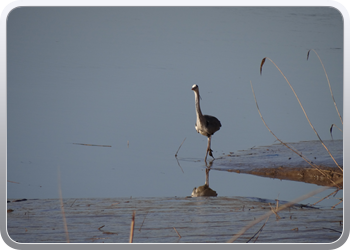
[7,7,343,204]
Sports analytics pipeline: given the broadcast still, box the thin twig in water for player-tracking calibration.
[98,225,118,235]
[260,58,342,172]
[174,137,186,173]
[175,137,186,157]
[322,227,342,233]
[139,211,149,231]
[246,215,270,243]
[73,143,111,147]
[173,227,181,238]
[70,198,77,207]
[307,49,342,124]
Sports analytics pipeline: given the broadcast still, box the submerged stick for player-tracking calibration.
[307,49,343,124]
[260,57,342,172]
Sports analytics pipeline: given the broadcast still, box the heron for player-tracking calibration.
[191,84,221,162]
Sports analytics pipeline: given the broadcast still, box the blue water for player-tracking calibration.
[7,7,343,208]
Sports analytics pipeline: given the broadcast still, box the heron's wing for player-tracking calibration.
[204,115,222,128]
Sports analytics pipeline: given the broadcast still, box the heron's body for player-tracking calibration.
[195,114,221,137]
[191,84,221,161]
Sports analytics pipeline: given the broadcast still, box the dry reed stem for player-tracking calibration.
[331,199,343,209]
[227,179,342,243]
[173,227,181,238]
[312,189,339,206]
[250,81,341,188]
[259,58,342,173]
[57,166,70,243]
[268,203,281,220]
[129,211,135,243]
[307,49,343,124]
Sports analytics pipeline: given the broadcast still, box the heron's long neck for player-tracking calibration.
[194,91,204,121]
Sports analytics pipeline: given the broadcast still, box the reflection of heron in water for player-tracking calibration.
[191,84,221,162]
[191,161,217,197]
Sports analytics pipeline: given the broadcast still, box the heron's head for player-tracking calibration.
[191,84,198,91]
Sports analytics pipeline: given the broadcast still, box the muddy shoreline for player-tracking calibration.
[214,140,343,187]
[225,165,343,186]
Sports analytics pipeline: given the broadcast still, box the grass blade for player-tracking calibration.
[250,81,341,188]
[259,57,342,172]
[307,49,342,124]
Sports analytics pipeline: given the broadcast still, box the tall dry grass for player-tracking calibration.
[231,52,344,243]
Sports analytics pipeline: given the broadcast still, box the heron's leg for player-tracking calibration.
[204,136,211,162]
[208,136,214,158]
